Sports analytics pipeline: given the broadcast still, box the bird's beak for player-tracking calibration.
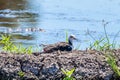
[73,37,78,41]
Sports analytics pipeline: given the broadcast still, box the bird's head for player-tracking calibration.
[69,34,77,40]
[68,34,77,46]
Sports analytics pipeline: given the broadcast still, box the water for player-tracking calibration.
[0,0,120,51]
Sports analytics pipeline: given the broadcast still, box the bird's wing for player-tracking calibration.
[43,43,58,53]
[56,42,69,47]
[43,42,69,53]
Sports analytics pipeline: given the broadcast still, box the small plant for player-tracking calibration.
[0,35,16,52]
[61,68,76,80]
[65,30,68,43]
[0,35,32,54]
[17,44,32,54]
[89,37,113,51]
[106,53,120,77]
[88,21,116,51]
[112,30,120,48]
[18,71,25,78]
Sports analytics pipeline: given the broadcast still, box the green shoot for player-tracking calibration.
[0,35,32,54]
[17,44,32,54]
[65,30,68,43]
[106,53,120,77]
[112,31,120,48]
[88,21,116,51]
[18,71,25,78]
[103,21,110,47]
[0,35,15,52]
[61,68,76,80]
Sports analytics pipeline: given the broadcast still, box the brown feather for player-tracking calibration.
[43,42,70,53]
[43,35,76,53]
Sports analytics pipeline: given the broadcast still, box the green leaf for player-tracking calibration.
[61,68,75,78]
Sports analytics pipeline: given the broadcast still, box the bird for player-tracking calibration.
[43,34,77,53]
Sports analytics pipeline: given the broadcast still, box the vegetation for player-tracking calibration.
[18,71,25,78]
[88,22,113,51]
[0,21,120,79]
[65,30,68,43]
[64,22,120,78]
[88,25,120,51]
[88,20,120,77]
[0,35,32,54]
[61,68,76,80]
[106,53,120,77]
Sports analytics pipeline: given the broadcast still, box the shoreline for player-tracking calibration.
[0,49,120,80]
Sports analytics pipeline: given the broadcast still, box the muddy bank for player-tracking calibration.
[0,49,120,80]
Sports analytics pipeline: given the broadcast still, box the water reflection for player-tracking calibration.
[0,0,41,46]
[0,0,27,10]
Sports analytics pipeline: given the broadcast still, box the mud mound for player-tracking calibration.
[0,50,120,80]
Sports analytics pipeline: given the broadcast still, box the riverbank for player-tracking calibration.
[0,49,120,80]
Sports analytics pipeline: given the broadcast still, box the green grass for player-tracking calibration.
[89,37,113,51]
[17,44,32,54]
[112,30,120,48]
[88,21,120,77]
[106,53,120,77]
[65,30,68,43]
[88,21,117,51]
[0,35,32,54]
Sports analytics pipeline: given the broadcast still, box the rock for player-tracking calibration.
[0,50,120,80]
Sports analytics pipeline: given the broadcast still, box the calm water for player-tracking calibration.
[0,0,120,51]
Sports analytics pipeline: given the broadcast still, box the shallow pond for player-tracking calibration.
[0,0,120,51]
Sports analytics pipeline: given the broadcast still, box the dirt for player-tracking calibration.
[0,49,120,80]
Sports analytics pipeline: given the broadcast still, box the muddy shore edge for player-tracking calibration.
[0,49,120,80]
